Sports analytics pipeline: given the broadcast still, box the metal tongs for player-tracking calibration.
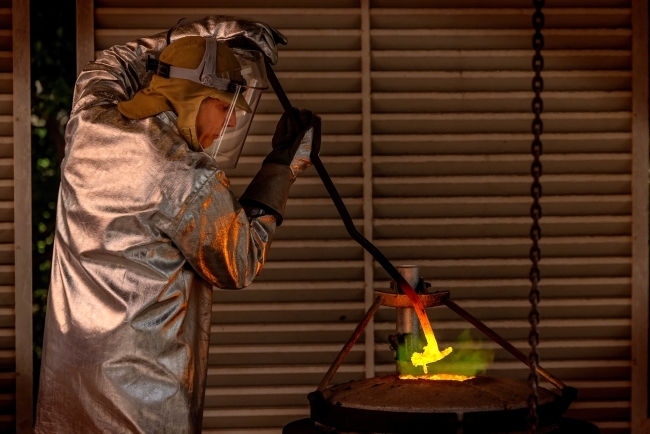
[264,62,576,403]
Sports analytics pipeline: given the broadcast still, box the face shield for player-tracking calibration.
[201,58,266,169]
[147,38,268,168]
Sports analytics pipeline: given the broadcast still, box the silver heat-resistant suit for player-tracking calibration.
[35,17,310,434]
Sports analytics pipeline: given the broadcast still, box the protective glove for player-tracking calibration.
[239,109,321,225]
[265,109,318,178]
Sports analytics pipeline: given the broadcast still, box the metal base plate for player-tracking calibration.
[308,375,573,433]
[283,418,600,434]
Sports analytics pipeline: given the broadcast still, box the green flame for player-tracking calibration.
[394,330,495,377]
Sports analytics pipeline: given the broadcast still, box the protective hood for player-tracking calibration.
[118,36,258,154]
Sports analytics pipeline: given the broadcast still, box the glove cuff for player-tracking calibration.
[239,163,294,225]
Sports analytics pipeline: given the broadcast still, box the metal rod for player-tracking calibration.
[266,62,572,395]
[265,62,424,315]
[265,63,301,124]
[317,296,383,392]
[442,298,566,392]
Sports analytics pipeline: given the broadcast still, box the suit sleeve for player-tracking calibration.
[169,169,277,289]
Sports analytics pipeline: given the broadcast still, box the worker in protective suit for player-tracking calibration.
[35,16,318,434]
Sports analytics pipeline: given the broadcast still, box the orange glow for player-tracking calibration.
[399,374,474,382]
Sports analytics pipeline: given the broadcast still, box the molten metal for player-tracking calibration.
[395,280,452,372]
[411,342,453,373]
[399,373,474,381]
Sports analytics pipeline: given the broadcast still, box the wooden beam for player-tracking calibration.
[631,0,649,433]
[76,0,94,76]
[13,0,32,432]
[360,0,375,379]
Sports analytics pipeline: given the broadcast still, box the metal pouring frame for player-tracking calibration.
[264,62,577,403]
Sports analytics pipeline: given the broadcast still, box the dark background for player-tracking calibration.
[30,0,75,400]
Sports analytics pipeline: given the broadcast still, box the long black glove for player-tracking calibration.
[239,109,320,224]
[264,109,319,176]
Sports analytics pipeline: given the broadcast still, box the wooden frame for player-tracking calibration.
[76,0,94,75]
[14,0,32,432]
[631,0,649,433]
[360,0,374,379]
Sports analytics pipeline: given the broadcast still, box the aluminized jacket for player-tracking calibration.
[35,17,283,434]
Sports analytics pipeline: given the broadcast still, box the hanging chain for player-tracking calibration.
[528,1,545,433]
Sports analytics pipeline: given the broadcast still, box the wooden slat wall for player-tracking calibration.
[370,4,635,434]
[0,5,14,429]
[87,1,646,433]
[7,0,31,431]
[14,0,31,429]
[371,2,646,434]
[0,0,17,431]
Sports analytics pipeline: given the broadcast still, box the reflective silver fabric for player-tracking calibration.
[35,17,283,434]
[289,127,314,178]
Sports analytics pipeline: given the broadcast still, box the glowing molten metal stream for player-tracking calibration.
[396,281,452,373]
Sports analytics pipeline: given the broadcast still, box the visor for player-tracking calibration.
[146,39,268,168]
[203,83,264,169]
